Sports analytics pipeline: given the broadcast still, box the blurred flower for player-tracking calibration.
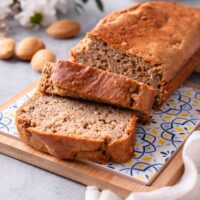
[0,0,13,19]
[15,0,57,27]
[0,0,103,30]
[50,0,70,14]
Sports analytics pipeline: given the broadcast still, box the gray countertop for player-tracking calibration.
[0,1,200,200]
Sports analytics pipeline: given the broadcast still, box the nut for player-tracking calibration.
[0,38,15,59]
[46,19,80,39]
[16,36,45,61]
[31,49,56,72]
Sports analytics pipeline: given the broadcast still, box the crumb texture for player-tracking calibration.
[39,61,154,122]
[90,2,200,74]
[71,36,162,105]
[17,95,133,139]
[70,2,200,106]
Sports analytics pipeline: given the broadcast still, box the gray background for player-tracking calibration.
[0,0,200,200]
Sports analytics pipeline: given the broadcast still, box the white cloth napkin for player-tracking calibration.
[85,131,200,200]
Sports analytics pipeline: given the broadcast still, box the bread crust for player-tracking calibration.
[161,47,200,103]
[70,2,200,107]
[39,61,155,122]
[88,2,200,82]
[15,94,137,164]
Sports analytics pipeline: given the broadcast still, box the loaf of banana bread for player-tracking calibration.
[39,61,155,122]
[70,1,200,107]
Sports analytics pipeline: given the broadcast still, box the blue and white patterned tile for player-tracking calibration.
[0,86,199,184]
[101,86,200,183]
[0,90,35,136]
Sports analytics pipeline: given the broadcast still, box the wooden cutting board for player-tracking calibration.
[0,81,199,198]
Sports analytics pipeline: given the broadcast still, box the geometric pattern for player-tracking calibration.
[0,86,200,184]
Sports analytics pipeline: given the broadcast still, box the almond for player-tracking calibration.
[0,38,15,59]
[31,49,56,72]
[16,36,45,61]
[46,19,81,39]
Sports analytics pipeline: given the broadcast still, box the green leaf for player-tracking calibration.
[95,0,104,12]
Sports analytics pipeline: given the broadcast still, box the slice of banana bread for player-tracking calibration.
[39,61,155,122]
[70,2,200,108]
[16,93,137,163]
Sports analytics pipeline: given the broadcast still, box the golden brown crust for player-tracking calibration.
[161,47,200,104]
[39,61,155,122]
[88,2,200,83]
[15,94,137,164]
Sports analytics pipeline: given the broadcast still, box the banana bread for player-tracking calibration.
[16,93,137,163]
[39,61,155,122]
[70,2,200,108]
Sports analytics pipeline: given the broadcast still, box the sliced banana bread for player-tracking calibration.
[39,61,155,122]
[70,2,200,108]
[16,93,137,163]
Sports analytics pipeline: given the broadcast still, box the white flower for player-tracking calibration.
[50,0,70,14]
[15,0,57,28]
[0,0,13,19]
